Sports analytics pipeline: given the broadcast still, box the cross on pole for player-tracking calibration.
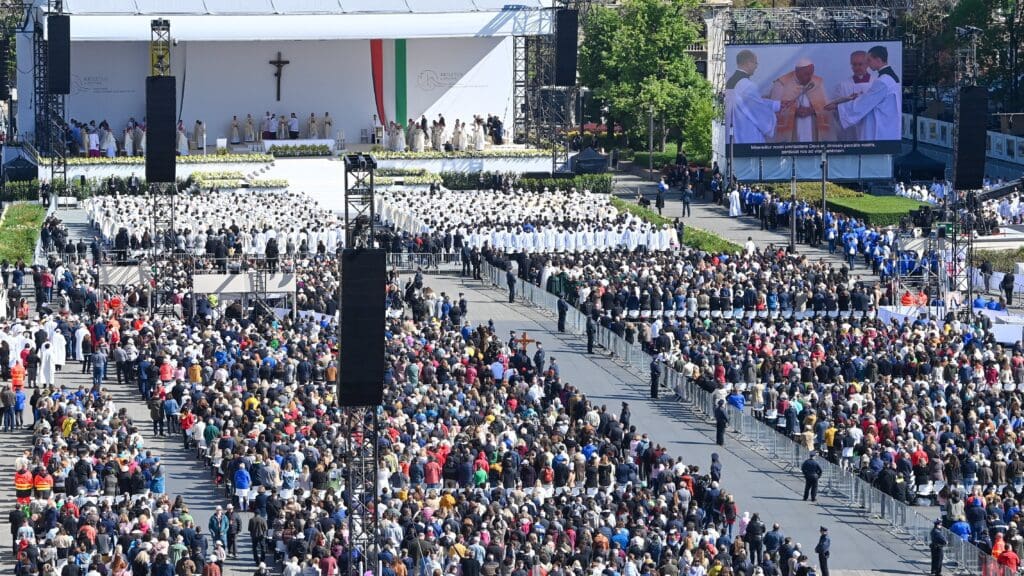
[516,332,537,350]
[269,51,290,102]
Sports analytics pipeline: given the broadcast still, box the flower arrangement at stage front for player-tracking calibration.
[374,174,442,187]
[267,144,333,158]
[373,148,552,160]
[63,153,274,166]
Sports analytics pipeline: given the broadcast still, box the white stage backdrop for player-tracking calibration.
[17,37,513,145]
[404,37,513,128]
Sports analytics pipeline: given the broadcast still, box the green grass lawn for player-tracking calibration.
[0,204,46,264]
[826,196,927,226]
[610,196,742,254]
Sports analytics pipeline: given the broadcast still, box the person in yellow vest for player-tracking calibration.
[32,467,53,500]
[14,466,33,504]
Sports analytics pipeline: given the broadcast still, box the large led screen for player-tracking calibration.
[724,41,903,156]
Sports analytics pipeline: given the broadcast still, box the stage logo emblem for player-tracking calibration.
[416,70,462,91]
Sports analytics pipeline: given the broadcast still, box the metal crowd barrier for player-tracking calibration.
[385,251,461,270]
[479,261,1015,576]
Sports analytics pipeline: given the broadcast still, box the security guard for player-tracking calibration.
[650,356,663,399]
[801,452,823,502]
[815,526,831,576]
[557,297,569,333]
[929,519,948,575]
[586,315,597,354]
[714,400,729,446]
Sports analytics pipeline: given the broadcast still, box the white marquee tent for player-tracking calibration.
[16,0,554,147]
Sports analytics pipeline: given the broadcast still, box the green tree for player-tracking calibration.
[579,0,716,161]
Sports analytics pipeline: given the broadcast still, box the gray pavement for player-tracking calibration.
[425,270,928,574]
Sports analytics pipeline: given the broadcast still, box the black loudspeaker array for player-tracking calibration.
[47,15,70,94]
[145,76,177,183]
[338,248,386,407]
[554,9,578,87]
[0,36,9,100]
[953,86,988,191]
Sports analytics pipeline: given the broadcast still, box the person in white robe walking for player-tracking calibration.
[40,342,56,387]
[729,188,742,217]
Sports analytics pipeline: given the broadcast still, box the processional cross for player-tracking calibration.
[269,51,290,101]
[516,331,537,350]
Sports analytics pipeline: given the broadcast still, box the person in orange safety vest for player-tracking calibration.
[32,467,53,499]
[13,466,33,504]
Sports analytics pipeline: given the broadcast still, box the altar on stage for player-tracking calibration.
[261,139,337,153]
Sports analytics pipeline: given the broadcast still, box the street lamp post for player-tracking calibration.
[820,150,828,215]
[790,157,797,253]
[648,104,654,182]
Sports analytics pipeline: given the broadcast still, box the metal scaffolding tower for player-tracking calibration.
[30,1,66,193]
[341,153,381,576]
[512,0,590,172]
[343,409,380,576]
[145,20,190,316]
[950,27,982,319]
[343,154,377,248]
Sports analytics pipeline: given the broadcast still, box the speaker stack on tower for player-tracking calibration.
[145,76,177,183]
[47,15,70,94]
[953,86,988,191]
[337,248,386,407]
[555,9,579,87]
[0,36,9,101]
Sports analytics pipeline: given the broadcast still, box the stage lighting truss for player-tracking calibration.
[726,7,897,44]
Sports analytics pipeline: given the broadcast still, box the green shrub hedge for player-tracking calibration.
[439,172,613,194]
[756,182,864,203]
[632,143,710,170]
[825,196,926,227]
[976,248,1024,274]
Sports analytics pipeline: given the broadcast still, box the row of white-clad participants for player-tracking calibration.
[84,190,346,256]
[376,188,680,252]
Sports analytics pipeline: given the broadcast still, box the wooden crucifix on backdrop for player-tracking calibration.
[269,51,290,101]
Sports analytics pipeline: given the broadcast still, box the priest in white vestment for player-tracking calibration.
[230,116,241,144]
[725,49,785,144]
[830,50,874,141]
[176,122,189,156]
[728,188,742,217]
[830,45,901,141]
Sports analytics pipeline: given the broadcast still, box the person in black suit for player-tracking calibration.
[557,297,569,332]
[714,400,729,446]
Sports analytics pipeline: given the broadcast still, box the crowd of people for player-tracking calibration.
[377,189,681,253]
[1,196,848,576]
[468,202,1024,569]
[85,189,346,265]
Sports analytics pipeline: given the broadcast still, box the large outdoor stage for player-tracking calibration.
[15,1,555,145]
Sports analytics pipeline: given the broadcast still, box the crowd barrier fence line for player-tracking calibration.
[480,261,1015,576]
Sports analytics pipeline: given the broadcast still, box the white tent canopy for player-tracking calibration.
[65,11,551,40]
[47,0,554,40]
[60,0,552,14]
